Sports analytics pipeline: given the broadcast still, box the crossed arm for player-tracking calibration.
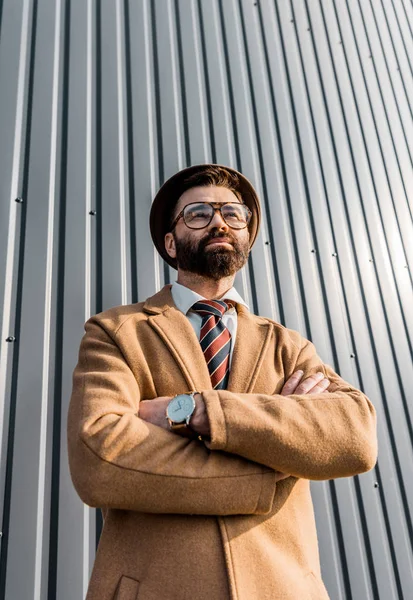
[139,370,332,437]
[139,370,332,481]
[68,319,377,516]
[140,364,377,481]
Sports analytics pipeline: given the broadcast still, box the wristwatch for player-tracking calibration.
[166,392,197,432]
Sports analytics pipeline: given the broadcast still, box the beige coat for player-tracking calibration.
[67,285,377,600]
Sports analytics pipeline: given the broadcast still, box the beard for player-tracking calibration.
[173,229,249,280]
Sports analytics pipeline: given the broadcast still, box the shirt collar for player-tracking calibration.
[171,281,249,316]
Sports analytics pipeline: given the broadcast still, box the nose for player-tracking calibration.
[209,208,229,231]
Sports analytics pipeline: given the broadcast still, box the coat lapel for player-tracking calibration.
[143,285,212,392]
[227,305,273,392]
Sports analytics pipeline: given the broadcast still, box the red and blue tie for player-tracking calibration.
[191,299,234,390]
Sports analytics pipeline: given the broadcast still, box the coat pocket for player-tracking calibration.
[113,575,140,600]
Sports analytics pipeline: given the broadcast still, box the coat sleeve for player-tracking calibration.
[201,337,378,480]
[67,318,277,515]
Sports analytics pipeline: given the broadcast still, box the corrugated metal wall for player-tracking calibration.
[0,0,412,598]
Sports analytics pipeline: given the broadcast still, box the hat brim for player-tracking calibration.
[150,164,261,269]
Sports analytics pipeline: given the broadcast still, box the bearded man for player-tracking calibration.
[68,164,377,600]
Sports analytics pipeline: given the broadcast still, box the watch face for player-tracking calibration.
[167,394,195,423]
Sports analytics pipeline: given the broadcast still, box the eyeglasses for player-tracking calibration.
[170,202,252,230]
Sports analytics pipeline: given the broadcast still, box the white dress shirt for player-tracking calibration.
[171,281,249,367]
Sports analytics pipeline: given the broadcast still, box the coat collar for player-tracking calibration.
[143,285,272,393]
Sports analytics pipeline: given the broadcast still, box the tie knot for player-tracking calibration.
[191,299,234,319]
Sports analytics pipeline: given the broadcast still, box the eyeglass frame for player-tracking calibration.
[170,201,252,231]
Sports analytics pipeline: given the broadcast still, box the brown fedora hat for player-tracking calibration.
[150,164,261,269]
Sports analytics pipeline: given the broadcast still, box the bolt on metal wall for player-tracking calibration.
[0,0,412,599]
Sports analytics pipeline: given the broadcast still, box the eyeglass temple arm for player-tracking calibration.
[170,208,185,231]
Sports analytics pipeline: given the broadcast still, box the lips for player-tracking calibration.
[206,238,232,246]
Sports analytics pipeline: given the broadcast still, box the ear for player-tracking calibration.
[164,232,176,259]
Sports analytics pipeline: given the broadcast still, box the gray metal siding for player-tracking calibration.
[0,1,412,598]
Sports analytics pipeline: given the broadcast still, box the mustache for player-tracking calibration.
[200,230,236,248]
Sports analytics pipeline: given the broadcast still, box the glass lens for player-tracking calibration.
[221,204,249,228]
[183,203,213,229]
[183,202,250,229]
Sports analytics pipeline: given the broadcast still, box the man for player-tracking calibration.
[68,164,377,600]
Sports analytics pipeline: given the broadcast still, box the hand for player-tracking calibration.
[138,396,172,430]
[189,393,210,437]
[280,370,330,396]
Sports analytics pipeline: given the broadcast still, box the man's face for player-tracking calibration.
[165,186,250,280]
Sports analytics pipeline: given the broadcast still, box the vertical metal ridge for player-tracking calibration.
[164,0,185,173]
[353,475,380,599]
[115,0,128,305]
[0,0,4,39]
[139,0,160,293]
[174,0,191,166]
[142,0,157,202]
[150,0,165,291]
[328,480,354,600]
[0,0,38,595]
[200,0,236,167]
[94,0,102,316]
[194,0,213,164]
[217,0,241,171]
[123,0,138,303]
[47,0,71,595]
[0,0,32,523]
[85,0,93,322]
[34,0,63,595]
[374,462,406,600]
[83,1,95,594]
[272,1,314,338]
[196,0,217,163]
[151,0,164,185]
[0,208,28,600]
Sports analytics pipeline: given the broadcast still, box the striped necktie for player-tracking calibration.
[191,299,234,390]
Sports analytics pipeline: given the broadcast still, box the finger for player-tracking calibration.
[306,378,331,395]
[280,371,304,396]
[294,372,325,394]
